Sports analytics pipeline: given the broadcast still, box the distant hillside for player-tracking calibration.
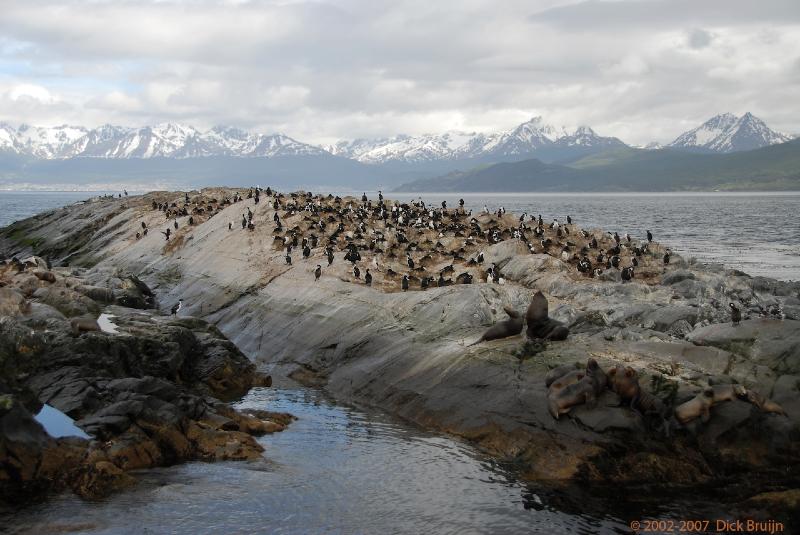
[395,139,800,192]
[0,154,391,191]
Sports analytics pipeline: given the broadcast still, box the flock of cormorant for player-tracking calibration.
[135,187,674,294]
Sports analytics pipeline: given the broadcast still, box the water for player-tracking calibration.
[2,191,797,281]
[0,191,114,229]
[4,385,739,535]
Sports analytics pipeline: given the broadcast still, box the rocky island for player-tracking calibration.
[1,188,798,520]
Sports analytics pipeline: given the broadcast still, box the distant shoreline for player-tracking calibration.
[2,189,800,195]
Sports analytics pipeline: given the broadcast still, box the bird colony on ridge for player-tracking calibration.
[136,187,672,294]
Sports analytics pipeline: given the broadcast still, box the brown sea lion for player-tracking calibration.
[525,291,569,341]
[468,305,523,345]
[548,359,607,419]
[607,365,667,418]
[75,285,115,303]
[545,362,583,388]
[585,358,607,393]
[549,377,596,419]
[711,384,747,405]
[745,390,787,416]
[607,365,639,402]
[674,387,715,424]
[33,270,56,283]
[70,317,101,335]
[548,369,586,395]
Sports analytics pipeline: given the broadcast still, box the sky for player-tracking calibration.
[0,0,799,145]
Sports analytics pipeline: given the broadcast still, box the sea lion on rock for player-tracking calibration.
[585,358,608,393]
[549,377,596,419]
[525,291,569,341]
[70,317,101,335]
[744,389,787,416]
[468,305,523,345]
[545,362,583,388]
[710,384,747,405]
[547,369,586,395]
[607,365,668,422]
[547,359,606,419]
[33,270,56,283]
[674,387,715,424]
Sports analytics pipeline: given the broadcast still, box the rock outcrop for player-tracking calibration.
[1,188,798,515]
[0,259,288,508]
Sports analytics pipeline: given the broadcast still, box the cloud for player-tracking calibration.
[687,29,713,49]
[0,0,798,144]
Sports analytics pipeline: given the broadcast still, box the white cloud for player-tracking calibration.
[0,0,797,144]
[8,84,58,104]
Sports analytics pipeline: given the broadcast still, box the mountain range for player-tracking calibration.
[0,123,326,160]
[1,113,792,163]
[0,112,796,191]
[395,138,800,192]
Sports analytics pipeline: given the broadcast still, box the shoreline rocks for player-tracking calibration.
[0,260,290,509]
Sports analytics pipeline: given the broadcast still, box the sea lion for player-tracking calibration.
[549,377,596,419]
[75,285,115,303]
[525,291,569,341]
[547,369,586,395]
[545,362,582,388]
[607,365,668,419]
[585,358,608,393]
[547,359,608,419]
[744,389,787,416]
[711,384,747,405]
[33,270,56,283]
[468,305,523,345]
[674,387,715,424]
[70,317,101,335]
[607,365,639,404]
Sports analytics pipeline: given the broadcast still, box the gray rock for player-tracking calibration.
[686,319,800,373]
[662,270,696,285]
[641,305,698,332]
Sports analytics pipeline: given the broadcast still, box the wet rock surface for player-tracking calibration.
[1,188,798,518]
[0,257,287,509]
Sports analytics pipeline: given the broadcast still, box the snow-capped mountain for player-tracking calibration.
[4,113,788,164]
[0,122,327,159]
[639,142,663,150]
[327,117,625,164]
[12,124,89,158]
[667,112,791,153]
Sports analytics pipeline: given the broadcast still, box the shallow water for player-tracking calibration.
[5,384,752,535]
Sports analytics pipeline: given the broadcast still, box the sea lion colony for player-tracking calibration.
[134,186,667,293]
[546,358,786,432]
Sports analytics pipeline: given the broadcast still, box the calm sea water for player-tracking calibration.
[5,384,742,535]
[1,191,797,280]
[0,191,115,228]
